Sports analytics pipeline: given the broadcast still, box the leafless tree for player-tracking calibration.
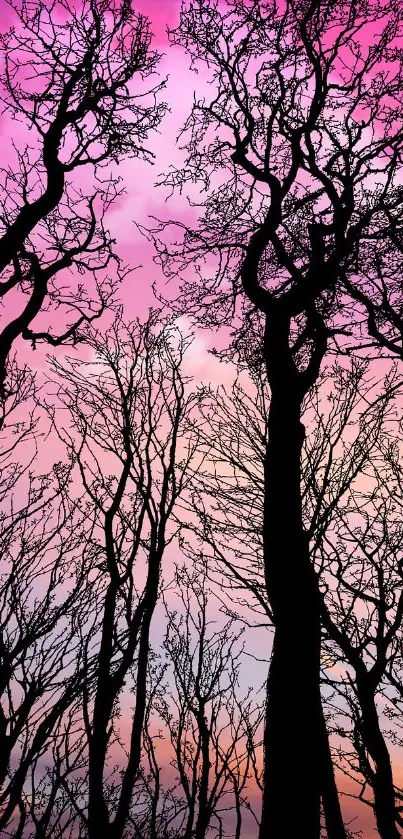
[310,392,403,839]
[0,0,166,390]
[46,313,198,839]
[157,563,263,839]
[181,356,403,838]
[0,363,98,838]
[146,1,403,833]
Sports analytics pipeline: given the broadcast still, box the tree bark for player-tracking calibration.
[87,584,117,838]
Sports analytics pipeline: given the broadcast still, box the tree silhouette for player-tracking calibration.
[159,563,263,839]
[47,314,197,839]
[0,0,166,390]
[3,1,403,836]
[149,1,403,833]
[181,356,403,839]
[0,365,98,837]
[313,394,403,839]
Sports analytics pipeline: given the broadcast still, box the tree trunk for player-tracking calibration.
[259,382,322,838]
[87,584,117,838]
[320,704,348,839]
[322,603,398,839]
[259,312,327,839]
[194,709,211,839]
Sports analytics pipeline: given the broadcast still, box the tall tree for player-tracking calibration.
[314,417,403,839]
[184,358,403,839]
[49,314,197,839]
[149,1,403,833]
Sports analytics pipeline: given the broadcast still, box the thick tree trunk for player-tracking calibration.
[183,792,196,839]
[87,584,117,838]
[259,380,322,839]
[259,311,338,839]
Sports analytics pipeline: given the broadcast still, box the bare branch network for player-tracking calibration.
[1,2,403,839]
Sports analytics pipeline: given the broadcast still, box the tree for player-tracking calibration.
[0,0,166,391]
[148,1,403,833]
[159,563,263,839]
[0,364,98,837]
[48,314,198,839]
[313,407,403,839]
[184,357,403,839]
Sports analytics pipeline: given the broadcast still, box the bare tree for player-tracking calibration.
[145,1,403,833]
[0,364,98,837]
[0,0,166,389]
[158,563,263,839]
[47,314,197,839]
[311,404,403,839]
[181,356,403,838]
[180,363,344,838]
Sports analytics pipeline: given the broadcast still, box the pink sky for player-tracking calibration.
[0,1,400,836]
[0,0,228,391]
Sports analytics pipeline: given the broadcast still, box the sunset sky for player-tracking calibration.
[1,1,401,836]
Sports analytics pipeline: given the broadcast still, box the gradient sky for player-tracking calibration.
[0,1,399,835]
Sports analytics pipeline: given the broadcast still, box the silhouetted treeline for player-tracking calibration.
[1,1,403,838]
